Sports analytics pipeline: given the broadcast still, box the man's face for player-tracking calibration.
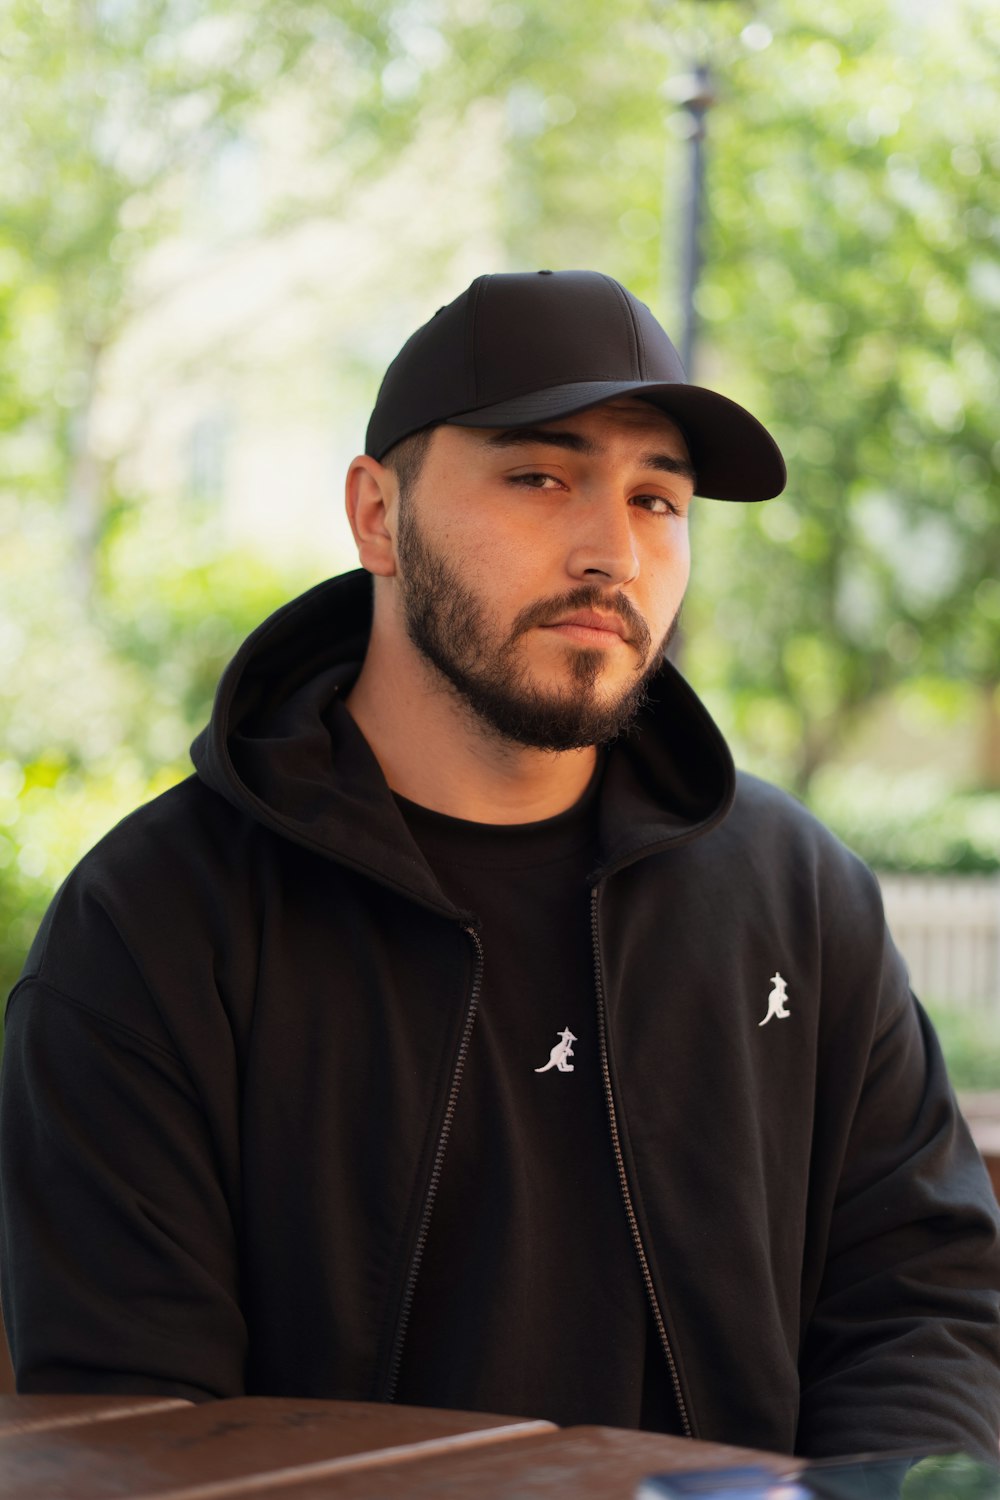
[392,398,696,751]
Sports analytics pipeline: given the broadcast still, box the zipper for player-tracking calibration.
[590,885,694,1439]
[383,923,485,1401]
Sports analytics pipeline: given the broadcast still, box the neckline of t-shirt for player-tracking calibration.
[393,757,604,869]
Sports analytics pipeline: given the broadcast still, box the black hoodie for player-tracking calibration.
[2,570,998,1458]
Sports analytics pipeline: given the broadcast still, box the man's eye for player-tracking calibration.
[510,472,560,489]
[632,493,680,516]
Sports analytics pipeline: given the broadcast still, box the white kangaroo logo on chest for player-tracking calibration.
[535,1027,577,1073]
[758,972,791,1027]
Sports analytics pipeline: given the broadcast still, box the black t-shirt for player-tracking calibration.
[393,775,681,1433]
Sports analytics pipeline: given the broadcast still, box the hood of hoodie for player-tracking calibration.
[191,570,736,916]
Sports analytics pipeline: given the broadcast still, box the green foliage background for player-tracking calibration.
[2,0,999,1011]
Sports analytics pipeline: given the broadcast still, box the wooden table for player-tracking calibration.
[0,1395,790,1499]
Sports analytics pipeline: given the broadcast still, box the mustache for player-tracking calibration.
[509,585,654,659]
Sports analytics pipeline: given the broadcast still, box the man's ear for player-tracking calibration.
[345,456,398,577]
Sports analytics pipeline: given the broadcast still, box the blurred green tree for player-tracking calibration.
[0,0,430,593]
[682,0,1000,793]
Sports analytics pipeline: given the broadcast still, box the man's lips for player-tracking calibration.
[542,610,630,645]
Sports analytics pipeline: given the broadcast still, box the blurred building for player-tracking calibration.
[92,98,509,572]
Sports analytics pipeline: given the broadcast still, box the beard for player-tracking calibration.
[395,499,678,751]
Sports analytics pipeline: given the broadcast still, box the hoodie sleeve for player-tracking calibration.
[0,867,248,1401]
[796,918,1000,1461]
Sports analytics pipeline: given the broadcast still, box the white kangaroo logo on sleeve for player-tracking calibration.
[535,1027,577,1073]
[758,972,791,1027]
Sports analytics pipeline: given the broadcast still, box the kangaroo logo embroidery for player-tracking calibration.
[535,1027,577,1073]
[758,972,791,1027]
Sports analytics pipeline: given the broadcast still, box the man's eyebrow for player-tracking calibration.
[645,452,698,485]
[483,427,697,486]
[484,427,594,455]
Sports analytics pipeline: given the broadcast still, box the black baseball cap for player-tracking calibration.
[364,269,785,502]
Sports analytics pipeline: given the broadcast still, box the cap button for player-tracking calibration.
[538,268,553,275]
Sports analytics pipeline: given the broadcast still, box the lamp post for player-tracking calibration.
[665,63,716,380]
[660,55,716,669]
[678,63,714,378]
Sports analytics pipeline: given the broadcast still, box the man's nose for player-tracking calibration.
[565,498,639,586]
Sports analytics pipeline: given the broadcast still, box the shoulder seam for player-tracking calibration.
[6,976,181,1064]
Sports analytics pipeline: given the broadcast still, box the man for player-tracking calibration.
[2,270,998,1458]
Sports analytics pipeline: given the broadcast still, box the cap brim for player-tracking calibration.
[447,380,786,502]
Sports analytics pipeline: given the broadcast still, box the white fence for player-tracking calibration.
[878,873,1000,1009]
